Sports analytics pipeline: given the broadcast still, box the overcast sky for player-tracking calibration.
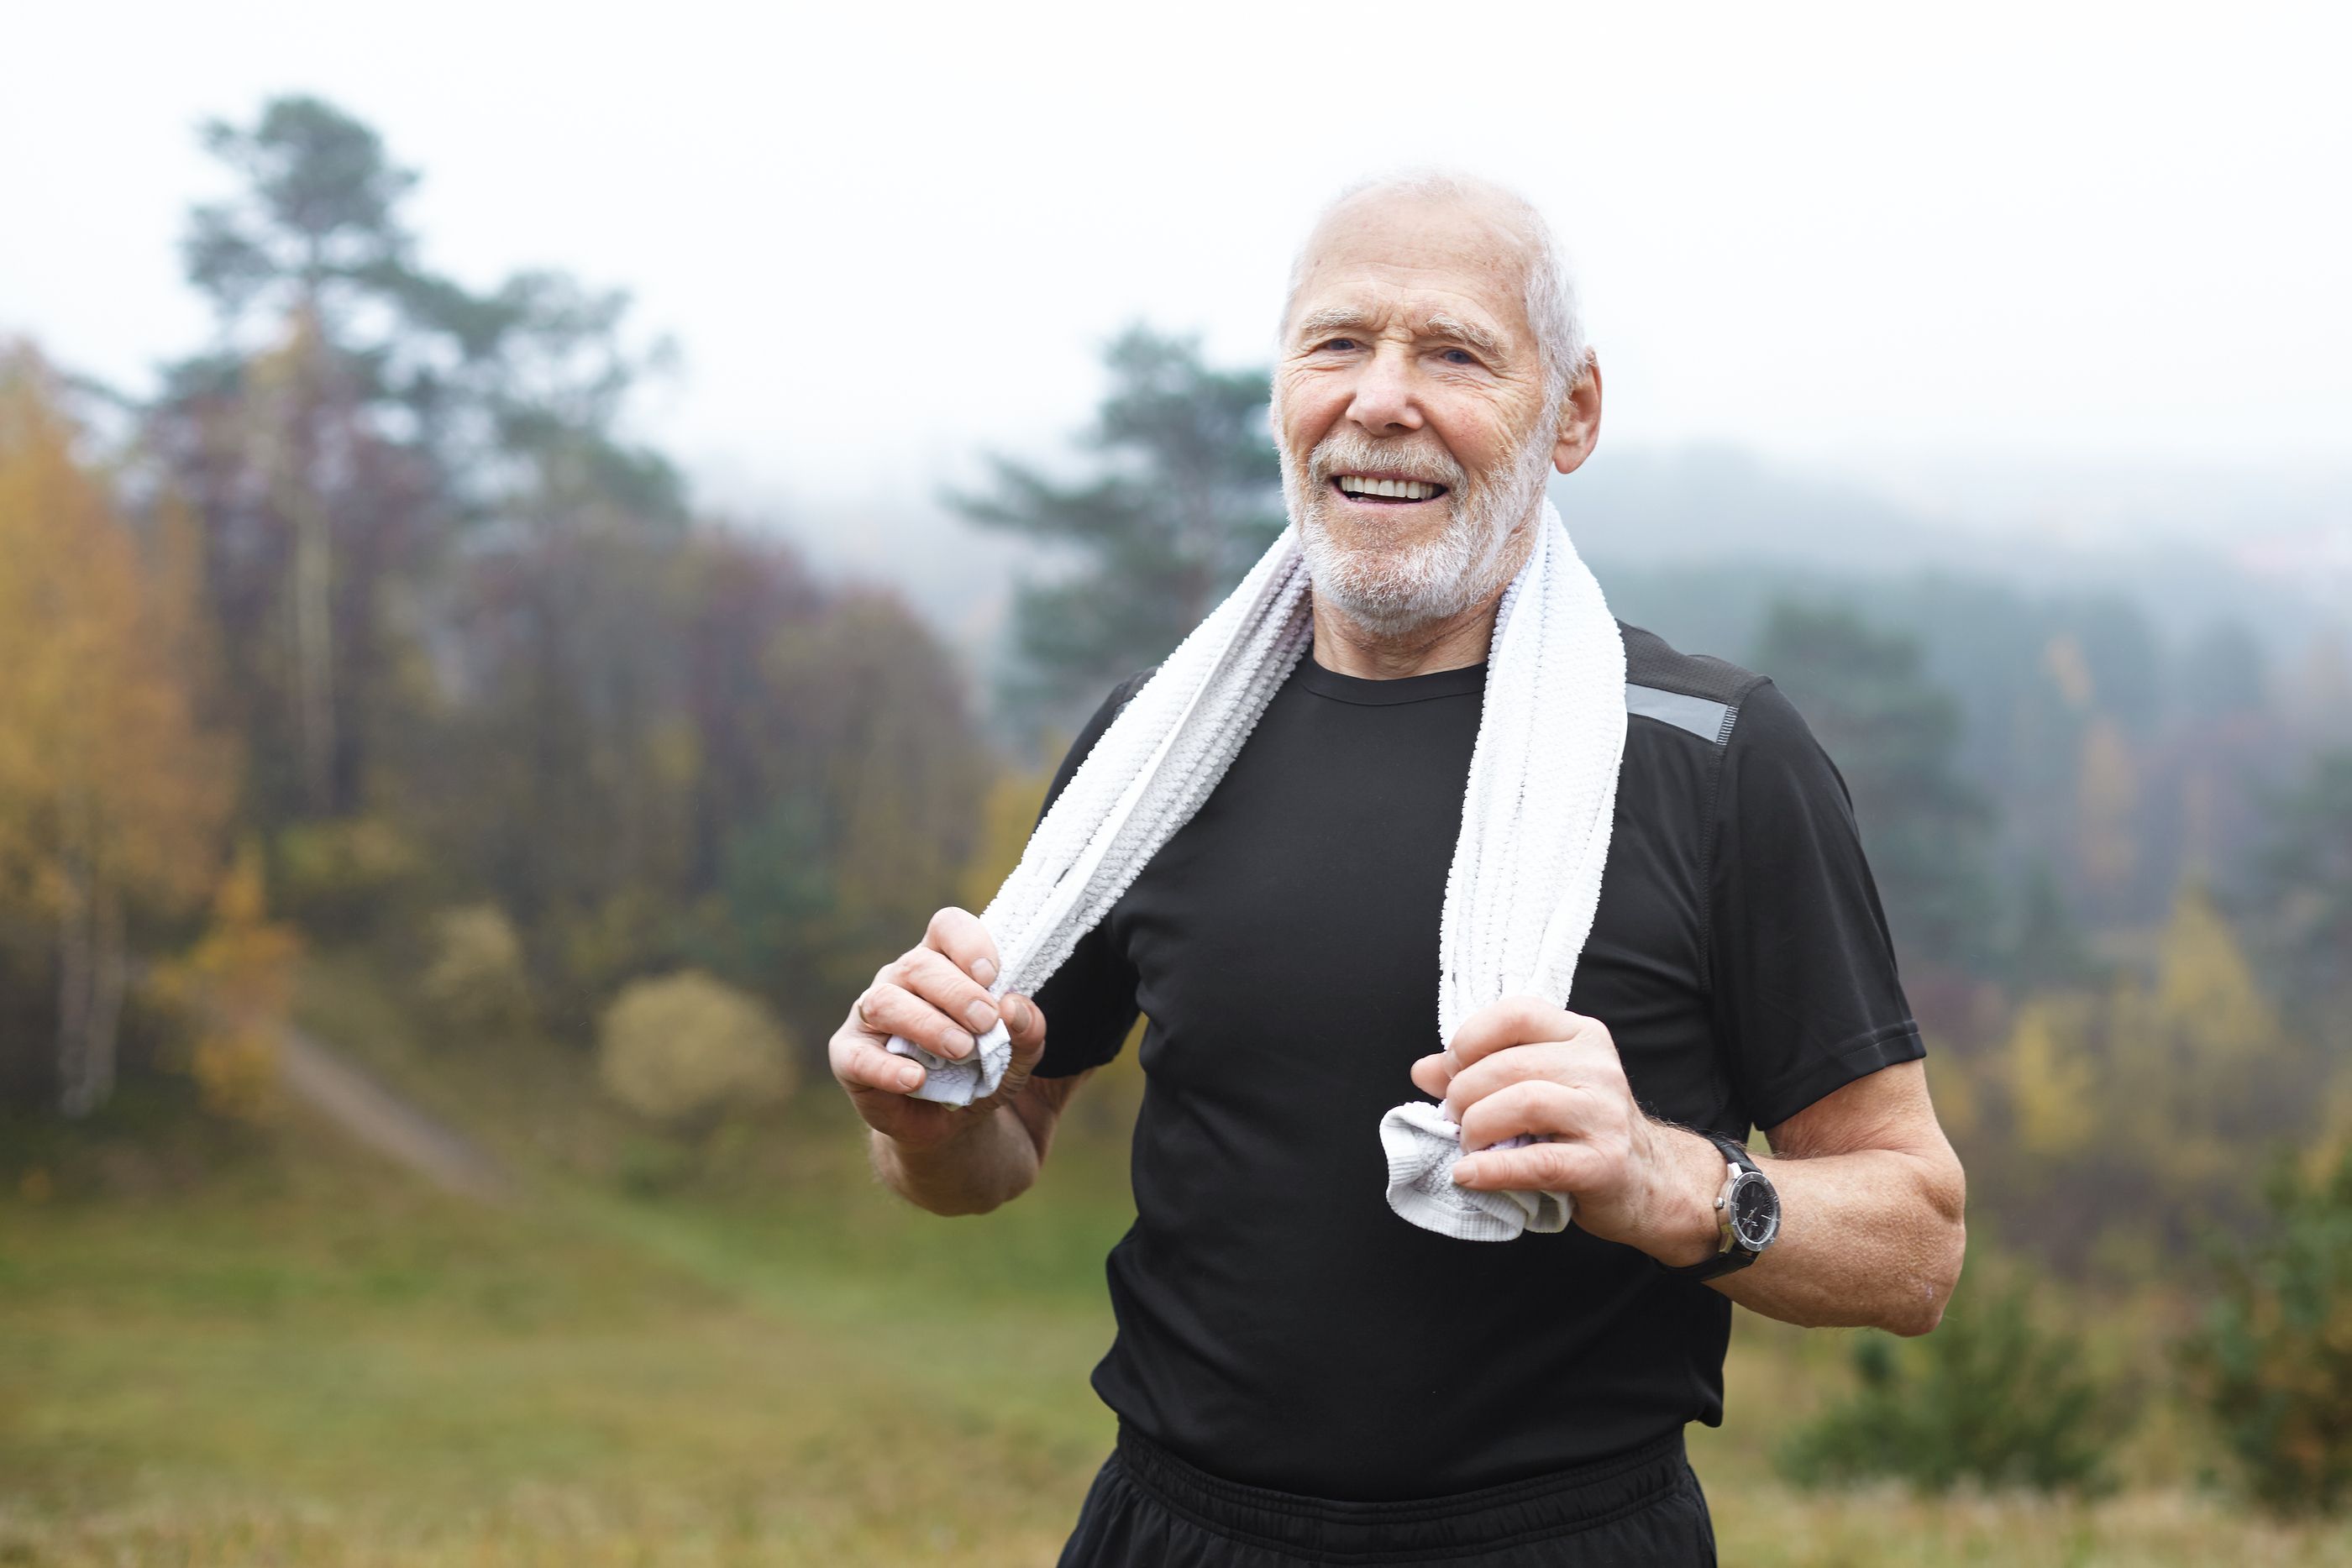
[7,2,2348,559]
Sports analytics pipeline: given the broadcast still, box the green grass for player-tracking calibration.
[2,957,2348,1564]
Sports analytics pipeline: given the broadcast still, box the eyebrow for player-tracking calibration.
[1422,312,1509,359]
[1292,306,1378,343]
[1290,305,1510,359]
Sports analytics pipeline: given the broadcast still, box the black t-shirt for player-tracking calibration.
[1029,620,1924,1500]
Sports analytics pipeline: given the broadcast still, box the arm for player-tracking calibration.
[1415,999,1966,1337]
[827,906,1089,1216]
[1637,1058,1964,1335]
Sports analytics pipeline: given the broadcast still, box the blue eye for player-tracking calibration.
[1443,349,1476,364]
[1320,338,1357,352]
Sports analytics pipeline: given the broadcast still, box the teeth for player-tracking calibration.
[1338,476,1440,501]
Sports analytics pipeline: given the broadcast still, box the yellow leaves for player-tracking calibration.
[0,344,234,921]
[2157,880,2277,1060]
[2005,996,2102,1157]
[1973,874,2305,1227]
[420,902,535,1034]
[154,843,303,1121]
[2076,717,2138,892]
[596,969,795,1132]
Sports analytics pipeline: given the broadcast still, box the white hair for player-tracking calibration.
[1278,169,1590,420]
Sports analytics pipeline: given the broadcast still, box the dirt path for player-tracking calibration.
[276,1024,512,1202]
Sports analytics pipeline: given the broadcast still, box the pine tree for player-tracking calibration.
[953,325,1282,728]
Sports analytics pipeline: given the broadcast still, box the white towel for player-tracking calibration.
[888,498,1627,1240]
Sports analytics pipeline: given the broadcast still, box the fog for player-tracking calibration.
[8,1,2347,640]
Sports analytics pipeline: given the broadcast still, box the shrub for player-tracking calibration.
[151,845,302,1122]
[273,816,420,935]
[1777,1249,2124,1494]
[2181,1141,2352,1514]
[596,970,795,1135]
[420,903,536,1035]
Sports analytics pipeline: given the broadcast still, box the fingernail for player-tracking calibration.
[942,1031,975,1060]
[964,999,998,1034]
[972,957,999,986]
[899,1065,926,1091]
[1452,1159,1477,1184]
[1002,996,1027,1032]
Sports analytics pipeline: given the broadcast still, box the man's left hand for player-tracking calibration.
[1409,994,1722,1266]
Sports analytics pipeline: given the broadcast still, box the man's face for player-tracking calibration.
[1273,193,1562,635]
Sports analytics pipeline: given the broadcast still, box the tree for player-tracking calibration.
[0,346,234,1114]
[149,94,679,832]
[1777,1244,2124,1495]
[1750,601,1998,977]
[953,325,1283,727]
[2253,747,2352,1020]
[1971,878,2311,1267]
[2182,1141,2352,1515]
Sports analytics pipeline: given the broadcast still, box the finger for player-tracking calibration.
[855,981,978,1062]
[895,946,1003,1038]
[1456,1079,1593,1151]
[1453,1138,1609,1193]
[1441,1040,1620,1120]
[925,906,1003,988]
[965,993,1053,1114]
[1445,994,1590,1070]
[832,1036,932,1097]
[1409,1051,1456,1099]
[1000,992,1048,1063]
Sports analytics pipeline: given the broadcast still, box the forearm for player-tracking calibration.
[1649,1125,1966,1335]
[869,1106,1042,1216]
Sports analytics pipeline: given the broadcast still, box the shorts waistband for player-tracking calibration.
[1110,1421,1690,1563]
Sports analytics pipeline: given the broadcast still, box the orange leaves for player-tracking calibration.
[0,344,234,922]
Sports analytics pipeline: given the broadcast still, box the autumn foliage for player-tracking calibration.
[0,347,235,1114]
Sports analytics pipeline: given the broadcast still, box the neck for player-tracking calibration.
[1307,515,1540,680]
[1309,579,1510,679]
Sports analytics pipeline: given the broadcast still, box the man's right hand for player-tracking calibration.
[828,906,1050,1151]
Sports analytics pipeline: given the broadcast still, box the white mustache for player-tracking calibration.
[1306,433,1466,491]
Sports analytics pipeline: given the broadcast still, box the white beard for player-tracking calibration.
[1282,421,1557,638]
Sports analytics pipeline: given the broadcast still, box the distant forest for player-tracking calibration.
[3,94,2347,1285]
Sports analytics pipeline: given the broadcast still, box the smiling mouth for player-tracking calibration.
[1331,475,1450,505]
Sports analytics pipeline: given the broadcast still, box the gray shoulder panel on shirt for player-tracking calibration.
[1617,620,1767,746]
[1625,683,1735,744]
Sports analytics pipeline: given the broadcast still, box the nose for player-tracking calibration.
[1342,343,1424,436]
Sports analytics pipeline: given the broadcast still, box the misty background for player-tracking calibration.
[3,5,2350,1563]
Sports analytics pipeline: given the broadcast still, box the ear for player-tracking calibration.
[1551,356,1604,476]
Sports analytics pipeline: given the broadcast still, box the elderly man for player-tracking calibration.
[829,173,1966,1566]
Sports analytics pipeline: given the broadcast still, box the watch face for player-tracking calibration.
[1729,1172,1780,1251]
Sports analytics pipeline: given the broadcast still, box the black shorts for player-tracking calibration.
[1057,1422,1718,1566]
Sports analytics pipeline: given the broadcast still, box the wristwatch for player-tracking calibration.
[1662,1133,1780,1282]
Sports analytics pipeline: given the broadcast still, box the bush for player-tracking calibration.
[2181,1141,2352,1514]
[1777,1249,2124,1494]
[596,970,795,1135]
[273,816,420,935]
[420,903,535,1035]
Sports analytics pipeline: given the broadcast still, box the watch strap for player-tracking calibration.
[1659,1132,1767,1282]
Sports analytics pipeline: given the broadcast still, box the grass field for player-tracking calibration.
[3,960,2348,1565]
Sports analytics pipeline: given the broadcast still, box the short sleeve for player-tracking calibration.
[1708,677,1925,1130]
[1026,670,1152,1078]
